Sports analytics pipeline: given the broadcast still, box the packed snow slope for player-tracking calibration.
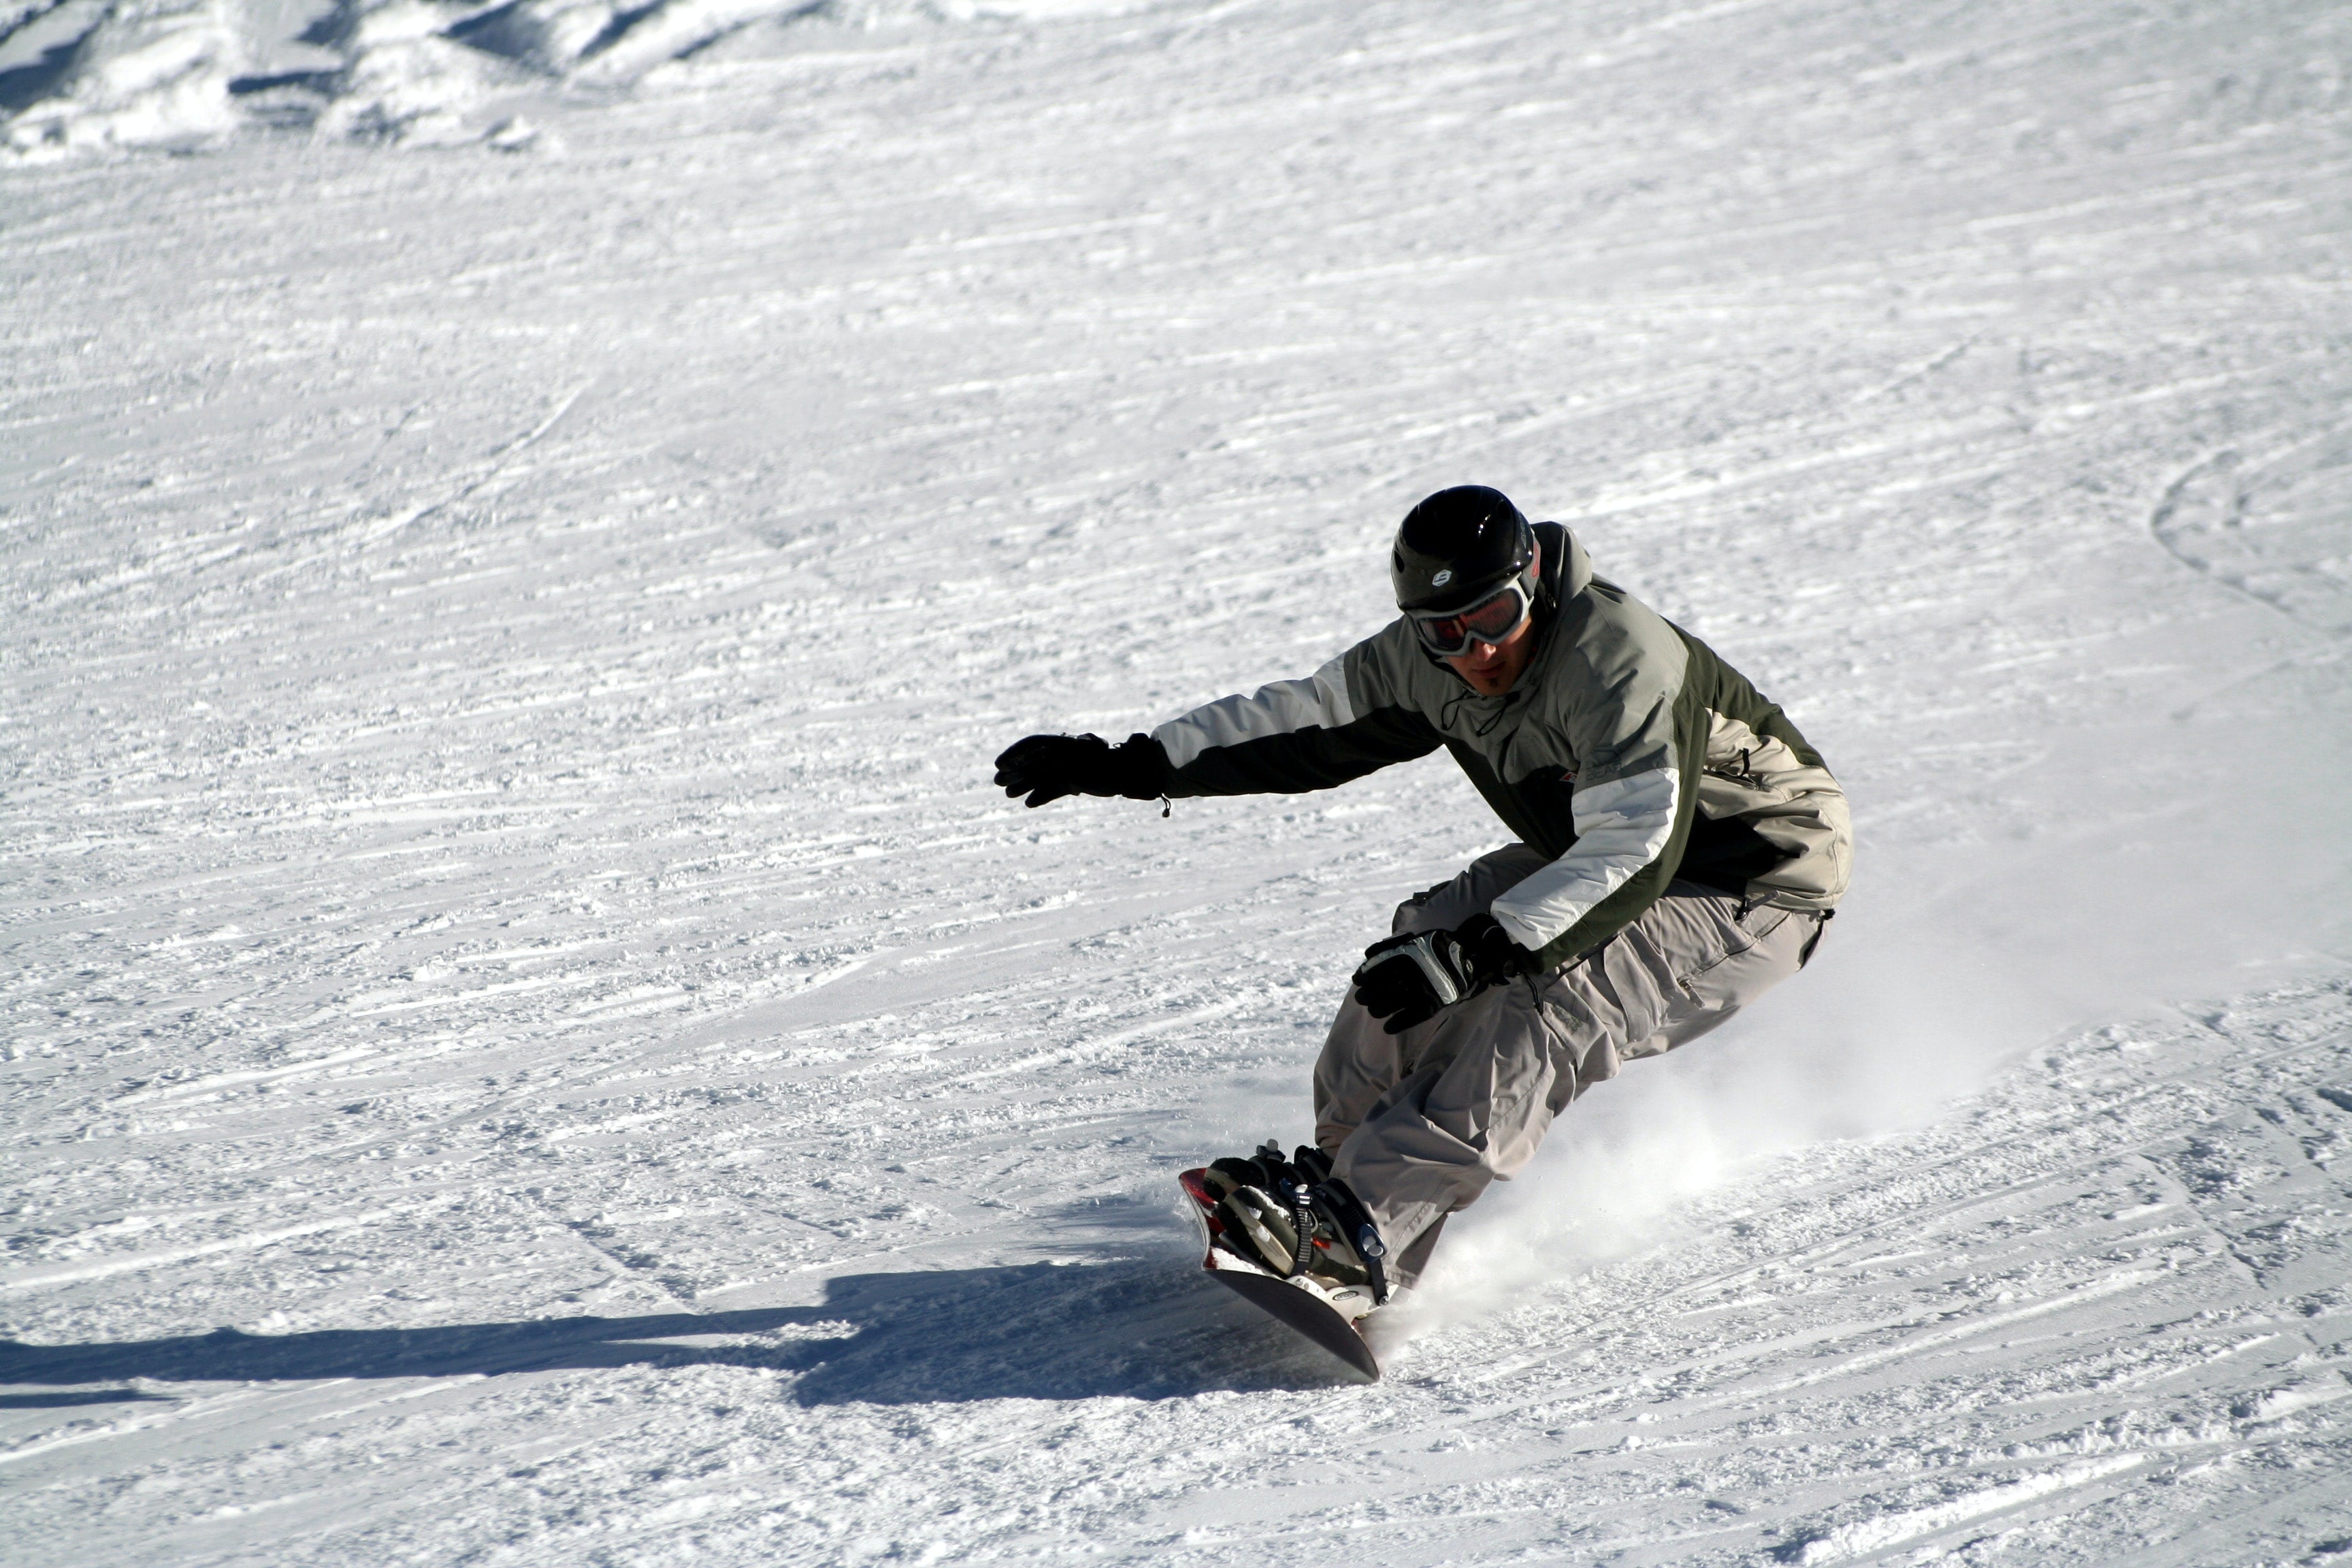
[5,0,2352,1563]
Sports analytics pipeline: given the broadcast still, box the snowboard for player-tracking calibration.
[1178,1167,1382,1379]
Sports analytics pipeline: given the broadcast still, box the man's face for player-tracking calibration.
[1443,610,1538,696]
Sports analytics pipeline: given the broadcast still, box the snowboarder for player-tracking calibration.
[994,485,1851,1311]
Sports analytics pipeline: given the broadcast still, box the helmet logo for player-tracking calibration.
[1431,570,1453,588]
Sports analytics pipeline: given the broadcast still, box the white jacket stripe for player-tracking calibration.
[1487,768,1680,951]
[1152,653,1358,769]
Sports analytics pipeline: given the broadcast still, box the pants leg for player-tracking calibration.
[1317,868,1821,1269]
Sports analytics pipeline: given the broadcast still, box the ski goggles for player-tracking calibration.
[1407,578,1534,657]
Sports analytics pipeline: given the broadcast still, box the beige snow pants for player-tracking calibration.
[1316,844,1825,1280]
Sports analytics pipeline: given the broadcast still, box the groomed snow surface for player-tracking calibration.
[5,0,2352,1562]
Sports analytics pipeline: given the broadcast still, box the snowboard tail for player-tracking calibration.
[1179,1167,1381,1380]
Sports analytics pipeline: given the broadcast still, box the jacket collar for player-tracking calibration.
[1537,521,1592,602]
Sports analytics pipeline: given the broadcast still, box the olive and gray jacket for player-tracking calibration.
[1144,523,1852,970]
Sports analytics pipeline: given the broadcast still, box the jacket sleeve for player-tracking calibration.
[1150,642,1443,797]
[1486,644,1703,969]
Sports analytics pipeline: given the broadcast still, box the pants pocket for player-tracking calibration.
[1671,906,1771,993]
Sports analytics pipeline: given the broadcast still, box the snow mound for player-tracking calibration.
[0,0,1140,157]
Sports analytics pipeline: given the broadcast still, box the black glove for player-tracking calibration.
[993,732,1166,808]
[1351,913,1533,1034]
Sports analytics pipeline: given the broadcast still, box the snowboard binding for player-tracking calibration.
[1179,1143,1390,1379]
[1195,1140,1391,1307]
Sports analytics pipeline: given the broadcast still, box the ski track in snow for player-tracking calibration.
[4,0,2351,1562]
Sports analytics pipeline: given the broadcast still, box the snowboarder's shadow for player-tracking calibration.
[0,1258,1356,1407]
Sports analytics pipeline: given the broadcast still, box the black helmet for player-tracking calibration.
[1390,485,1533,612]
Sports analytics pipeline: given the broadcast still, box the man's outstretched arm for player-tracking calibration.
[994,640,1441,808]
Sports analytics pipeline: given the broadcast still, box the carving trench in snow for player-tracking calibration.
[2150,434,2352,640]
